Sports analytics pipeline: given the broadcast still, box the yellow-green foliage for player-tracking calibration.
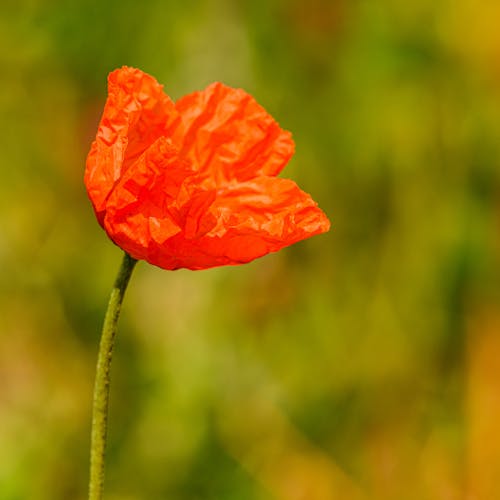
[1,0,499,499]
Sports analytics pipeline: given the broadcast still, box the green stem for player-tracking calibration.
[88,252,138,500]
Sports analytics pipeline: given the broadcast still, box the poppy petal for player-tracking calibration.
[137,176,330,270]
[85,67,180,222]
[201,176,330,261]
[173,82,294,185]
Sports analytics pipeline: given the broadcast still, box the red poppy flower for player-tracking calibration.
[85,66,330,270]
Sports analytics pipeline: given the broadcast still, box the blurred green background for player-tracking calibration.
[1,0,500,499]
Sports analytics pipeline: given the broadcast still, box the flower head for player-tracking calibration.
[85,66,330,270]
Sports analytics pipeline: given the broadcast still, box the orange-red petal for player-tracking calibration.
[133,176,330,270]
[173,82,295,185]
[85,67,180,223]
[102,137,200,260]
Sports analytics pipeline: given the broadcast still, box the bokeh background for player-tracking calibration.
[1,0,500,499]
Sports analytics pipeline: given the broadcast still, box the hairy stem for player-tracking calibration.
[88,252,137,500]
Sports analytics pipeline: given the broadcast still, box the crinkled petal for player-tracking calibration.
[102,137,201,260]
[139,176,330,270]
[173,82,295,185]
[85,66,181,223]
